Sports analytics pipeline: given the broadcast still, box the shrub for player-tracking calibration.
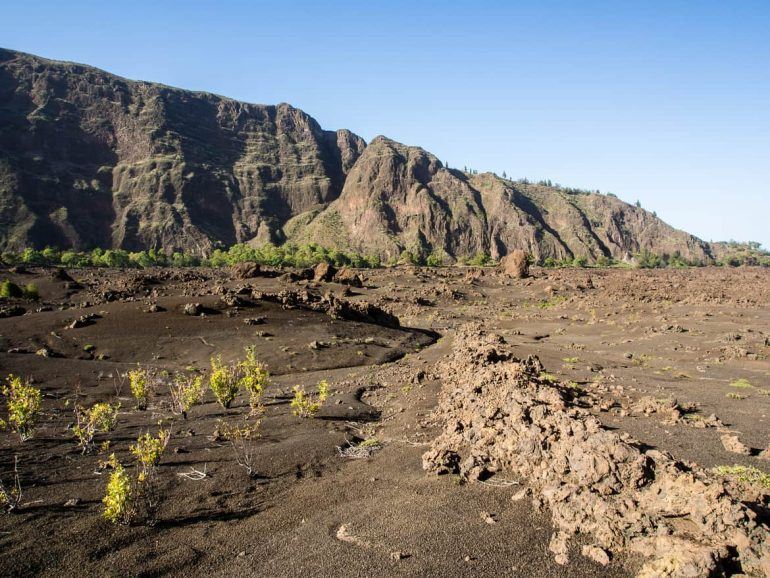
[2,375,42,441]
[168,373,205,419]
[729,378,753,389]
[714,465,770,489]
[636,250,663,269]
[291,379,330,418]
[572,256,588,268]
[221,419,261,477]
[102,454,133,524]
[0,280,24,299]
[128,429,170,524]
[73,402,120,454]
[465,252,494,267]
[0,456,22,513]
[238,346,270,415]
[23,283,39,300]
[131,429,170,471]
[425,250,448,267]
[127,368,152,410]
[209,355,239,409]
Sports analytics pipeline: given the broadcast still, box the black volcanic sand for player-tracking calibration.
[1,264,769,577]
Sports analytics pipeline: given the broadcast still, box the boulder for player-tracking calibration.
[314,262,337,282]
[500,250,530,279]
[231,262,260,279]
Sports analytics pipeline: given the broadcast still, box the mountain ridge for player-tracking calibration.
[0,47,715,263]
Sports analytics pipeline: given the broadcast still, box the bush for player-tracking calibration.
[291,379,330,418]
[0,456,22,513]
[209,355,239,409]
[101,429,171,525]
[425,250,448,267]
[168,373,205,419]
[220,420,261,477]
[102,454,133,524]
[0,280,24,299]
[465,252,494,267]
[23,283,39,300]
[127,368,153,410]
[635,250,664,269]
[572,256,588,268]
[1,375,42,441]
[73,402,120,454]
[238,347,270,415]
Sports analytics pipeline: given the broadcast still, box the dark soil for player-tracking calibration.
[1,264,768,577]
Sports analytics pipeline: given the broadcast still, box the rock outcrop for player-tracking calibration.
[500,249,529,278]
[0,48,715,264]
[423,325,770,576]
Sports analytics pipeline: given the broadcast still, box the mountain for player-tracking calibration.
[290,137,711,263]
[0,48,714,263]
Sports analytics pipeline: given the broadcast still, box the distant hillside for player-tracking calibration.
[0,48,715,264]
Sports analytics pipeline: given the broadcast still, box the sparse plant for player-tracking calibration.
[23,283,39,300]
[0,280,23,299]
[729,378,753,389]
[130,429,171,472]
[714,465,770,489]
[0,456,22,513]
[127,368,153,410]
[168,373,205,419]
[238,346,270,415]
[129,429,170,525]
[72,402,120,454]
[2,375,42,441]
[337,437,383,459]
[102,454,133,524]
[209,354,239,409]
[220,419,261,477]
[291,379,330,418]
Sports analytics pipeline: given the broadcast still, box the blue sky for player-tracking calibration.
[2,0,769,247]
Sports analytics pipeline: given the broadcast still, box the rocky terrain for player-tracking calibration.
[1,263,769,577]
[1,48,713,264]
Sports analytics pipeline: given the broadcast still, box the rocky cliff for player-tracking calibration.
[291,137,712,263]
[0,48,714,263]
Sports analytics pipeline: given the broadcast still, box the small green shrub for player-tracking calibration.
[729,378,753,389]
[103,429,170,525]
[291,379,330,418]
[209,355,239,409]
[0,280,23,299]
[2,375,42,441]
[23,283,39,300]
[220,419,261,477]
[127,368,152,410]
[168,373,205,419]
[73,402,120,454]
[130,429,170,471]
[102,454,133,524]
[238,346,270,414]
[714,465,770,489]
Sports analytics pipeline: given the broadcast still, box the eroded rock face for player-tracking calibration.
[0,49,365,253]
[500,249,529,278]
[423,325,770,577]
[0,48,715,265]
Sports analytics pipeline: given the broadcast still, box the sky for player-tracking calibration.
[2,0,769,248]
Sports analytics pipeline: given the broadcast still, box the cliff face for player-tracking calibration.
[292,138,712,263]
[0,48,714,263]
[0,48,365,253]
